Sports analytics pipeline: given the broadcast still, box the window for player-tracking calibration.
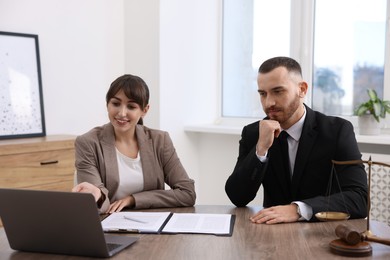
[222,0,389,120]
[313,0,387,116]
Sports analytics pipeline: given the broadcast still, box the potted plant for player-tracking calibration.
[355,89,390,135]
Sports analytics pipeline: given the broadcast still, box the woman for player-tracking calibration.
[72,74,196,213]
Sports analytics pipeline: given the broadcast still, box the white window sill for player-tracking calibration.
[184,124,390,146]
[355,132,390,145]
[184,124,242,135]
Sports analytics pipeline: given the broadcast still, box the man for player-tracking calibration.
[225,56,367,224]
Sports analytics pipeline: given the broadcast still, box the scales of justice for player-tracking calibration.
[315,157,390,257]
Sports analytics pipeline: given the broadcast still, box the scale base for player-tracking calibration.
[329,239,372,257]
[315,211,350,221]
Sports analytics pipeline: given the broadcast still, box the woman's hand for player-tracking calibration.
[72,182,102,202]
[107,195,135,213]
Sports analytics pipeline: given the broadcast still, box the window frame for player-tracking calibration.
[218,0,390,128]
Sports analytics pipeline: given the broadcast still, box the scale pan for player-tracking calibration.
[315,212,350,221]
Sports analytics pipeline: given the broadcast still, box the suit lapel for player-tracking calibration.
[100,124,119,197]
[136,125,155,191]
[291,107,318,198]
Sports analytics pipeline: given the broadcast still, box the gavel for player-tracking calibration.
[335,224,390,246]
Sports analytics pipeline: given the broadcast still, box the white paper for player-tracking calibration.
[101,212,171,232]
[162,213,232,235]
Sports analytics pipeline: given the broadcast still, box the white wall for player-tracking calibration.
[124,0,160,130]
[159,0,231,204]
[0,0,125,135]
[0,0,252,206]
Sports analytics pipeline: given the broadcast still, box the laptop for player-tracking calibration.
[0,188,138,258]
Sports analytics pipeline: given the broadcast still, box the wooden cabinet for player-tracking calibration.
[0,135,76,191]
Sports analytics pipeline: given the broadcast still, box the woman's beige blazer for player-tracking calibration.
[75,123,196,212]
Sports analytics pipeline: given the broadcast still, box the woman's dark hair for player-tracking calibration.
[106,74,150,125]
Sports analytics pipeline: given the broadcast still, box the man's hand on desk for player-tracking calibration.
[250,204,300,224]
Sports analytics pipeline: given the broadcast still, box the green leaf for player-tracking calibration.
[357,88,390,122]
[367,89,378,101]
[373,102,381,117]
[355,104,369,116]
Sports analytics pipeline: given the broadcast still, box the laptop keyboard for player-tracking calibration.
[107,243,122,251]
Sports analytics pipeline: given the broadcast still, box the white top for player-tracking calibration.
[113,148,144,201]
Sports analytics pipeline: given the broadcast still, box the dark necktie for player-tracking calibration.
[279,131,291,177]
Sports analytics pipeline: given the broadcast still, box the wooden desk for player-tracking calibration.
[0,205,389,259]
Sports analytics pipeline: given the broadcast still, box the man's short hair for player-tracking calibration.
[258,56,302,76]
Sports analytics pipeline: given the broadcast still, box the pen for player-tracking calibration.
[104,228,140,233]
[123,215,148,224]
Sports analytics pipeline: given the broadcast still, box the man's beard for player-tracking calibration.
[265,95,301,124]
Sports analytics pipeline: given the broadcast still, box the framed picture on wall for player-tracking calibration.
[0,31,46,140]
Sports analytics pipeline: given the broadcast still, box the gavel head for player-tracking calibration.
[335,224,362,245]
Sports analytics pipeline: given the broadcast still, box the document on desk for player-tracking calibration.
[101,212,235,236]
[101,212,172,233]
[161,213,235,236]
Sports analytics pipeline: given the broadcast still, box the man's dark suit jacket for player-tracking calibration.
[225,105,367,221]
